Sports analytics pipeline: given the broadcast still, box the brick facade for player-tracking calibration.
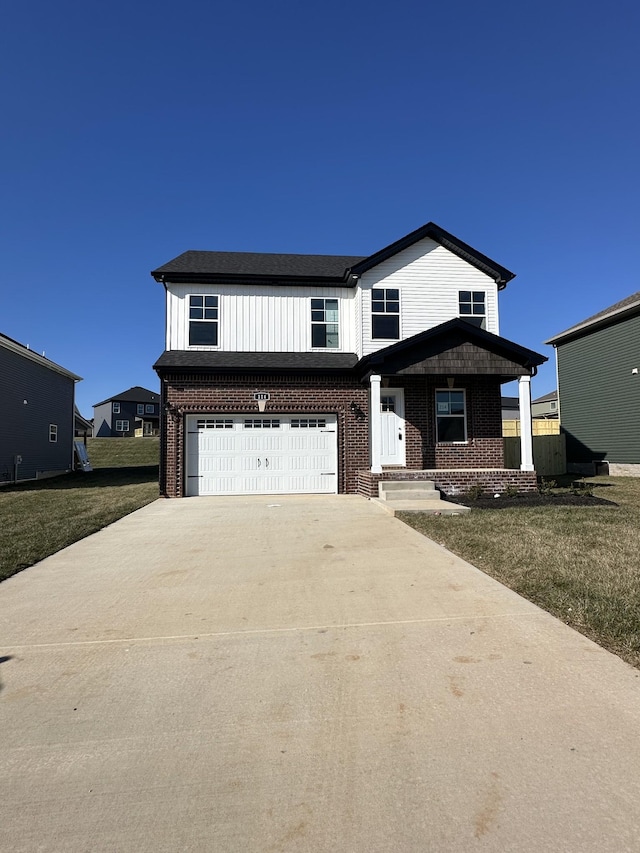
[160,373,369,497]
[158,371,520,497]
[356,468,538,499]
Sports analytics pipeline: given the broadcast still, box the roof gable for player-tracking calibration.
[357,319,546,378]
[151,222,515,289]
[93,386,160,407]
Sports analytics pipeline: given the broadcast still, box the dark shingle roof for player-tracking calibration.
[152,251,365,284]
[532,390,558,403]
[546,291,640,345]
[93,386,160,407]
[153,351,359,372]
[151,222,516,288]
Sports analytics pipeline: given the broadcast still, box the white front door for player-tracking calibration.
[380,388,405,466]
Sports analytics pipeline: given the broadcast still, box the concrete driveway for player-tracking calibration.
[1,495,640,852]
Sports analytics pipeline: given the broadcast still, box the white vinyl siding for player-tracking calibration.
[166,284,356,352]
[358,238,499,357]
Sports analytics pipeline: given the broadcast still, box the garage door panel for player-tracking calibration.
[186,414,337,496]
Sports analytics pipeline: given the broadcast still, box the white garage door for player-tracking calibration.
[185,414,338,496]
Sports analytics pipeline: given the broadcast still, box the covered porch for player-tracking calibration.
[355,319,547,498]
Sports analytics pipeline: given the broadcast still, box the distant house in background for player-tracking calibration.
[93,386,161,438]
[502,393,559,437]
[501,396,519,421]
[74,407,93,438]
[532,390,558,419]
[0,332,81,483]
[546,291,640,475]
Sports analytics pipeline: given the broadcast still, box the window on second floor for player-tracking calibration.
[311,298,339,348]
[137,404,145,415]
[372,288,400,339]
[145,404,155,413]
[112,402,120,413]
[459,291,486,328]
[189,295,219,346]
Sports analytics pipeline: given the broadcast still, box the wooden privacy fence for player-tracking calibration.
[504,434,566,476]
[502,419,560,436]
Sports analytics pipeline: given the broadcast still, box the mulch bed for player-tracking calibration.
[444,492,617,510]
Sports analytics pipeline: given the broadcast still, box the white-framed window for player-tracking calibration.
[115,420,129,432]
[112,402,120,413]
[137,404,145,414]
[189,295,219,346]
[435,390,467,443]
[49,424,58,443]
[311,298,339,348]
[459,291,486,329]
[145,404,155,413]
[372,288,400,339]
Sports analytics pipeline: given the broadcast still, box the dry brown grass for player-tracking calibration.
[399,477,640,668]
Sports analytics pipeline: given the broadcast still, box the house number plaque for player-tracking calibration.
[253,391,270,412]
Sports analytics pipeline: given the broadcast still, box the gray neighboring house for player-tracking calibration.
[93,386,161,438]
[532,390,558,419]
[0,332,81,483]
[546,291,640,475]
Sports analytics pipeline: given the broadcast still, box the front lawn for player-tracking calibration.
[0,438,160,582]
[399,477,640,668]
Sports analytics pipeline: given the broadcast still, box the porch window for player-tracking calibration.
[372,288,400,339]
[189,295,219,346]
[311,298,339,348]
[459,291,485,329]
[436,390,467,442]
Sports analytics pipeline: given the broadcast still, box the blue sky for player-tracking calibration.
[2,0,638,417]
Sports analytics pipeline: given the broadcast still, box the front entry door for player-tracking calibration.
[380,388,405,466]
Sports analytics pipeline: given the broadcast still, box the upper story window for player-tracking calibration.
[372,288,400,339]
[459,291,485,329]
[436,390,467,443]
[145,404,155,413]
[137,404,145,415]
[189,295,219,346]
[311,298,339,348]
[112,402,120,414]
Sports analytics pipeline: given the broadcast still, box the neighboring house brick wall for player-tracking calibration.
[558,314,640,464]
[0,347,75,482]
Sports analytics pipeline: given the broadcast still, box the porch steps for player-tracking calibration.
[373,480,471,516]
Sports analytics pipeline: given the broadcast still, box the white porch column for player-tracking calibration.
[370,374,383,474]
[518,375,535,471]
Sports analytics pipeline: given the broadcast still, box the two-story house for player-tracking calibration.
[93,386,160,438]
[0,331,81,483]
[152,222,546,498]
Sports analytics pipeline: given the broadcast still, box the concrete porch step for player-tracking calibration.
[378,480,439,501]
[371,498,471,516]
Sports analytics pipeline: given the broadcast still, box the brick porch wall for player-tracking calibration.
[394,376,505,468]
[356,468,538,499]
[160,373,369,497]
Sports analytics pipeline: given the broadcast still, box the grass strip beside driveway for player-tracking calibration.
[0,439,159,582]
[399,477,640,669]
